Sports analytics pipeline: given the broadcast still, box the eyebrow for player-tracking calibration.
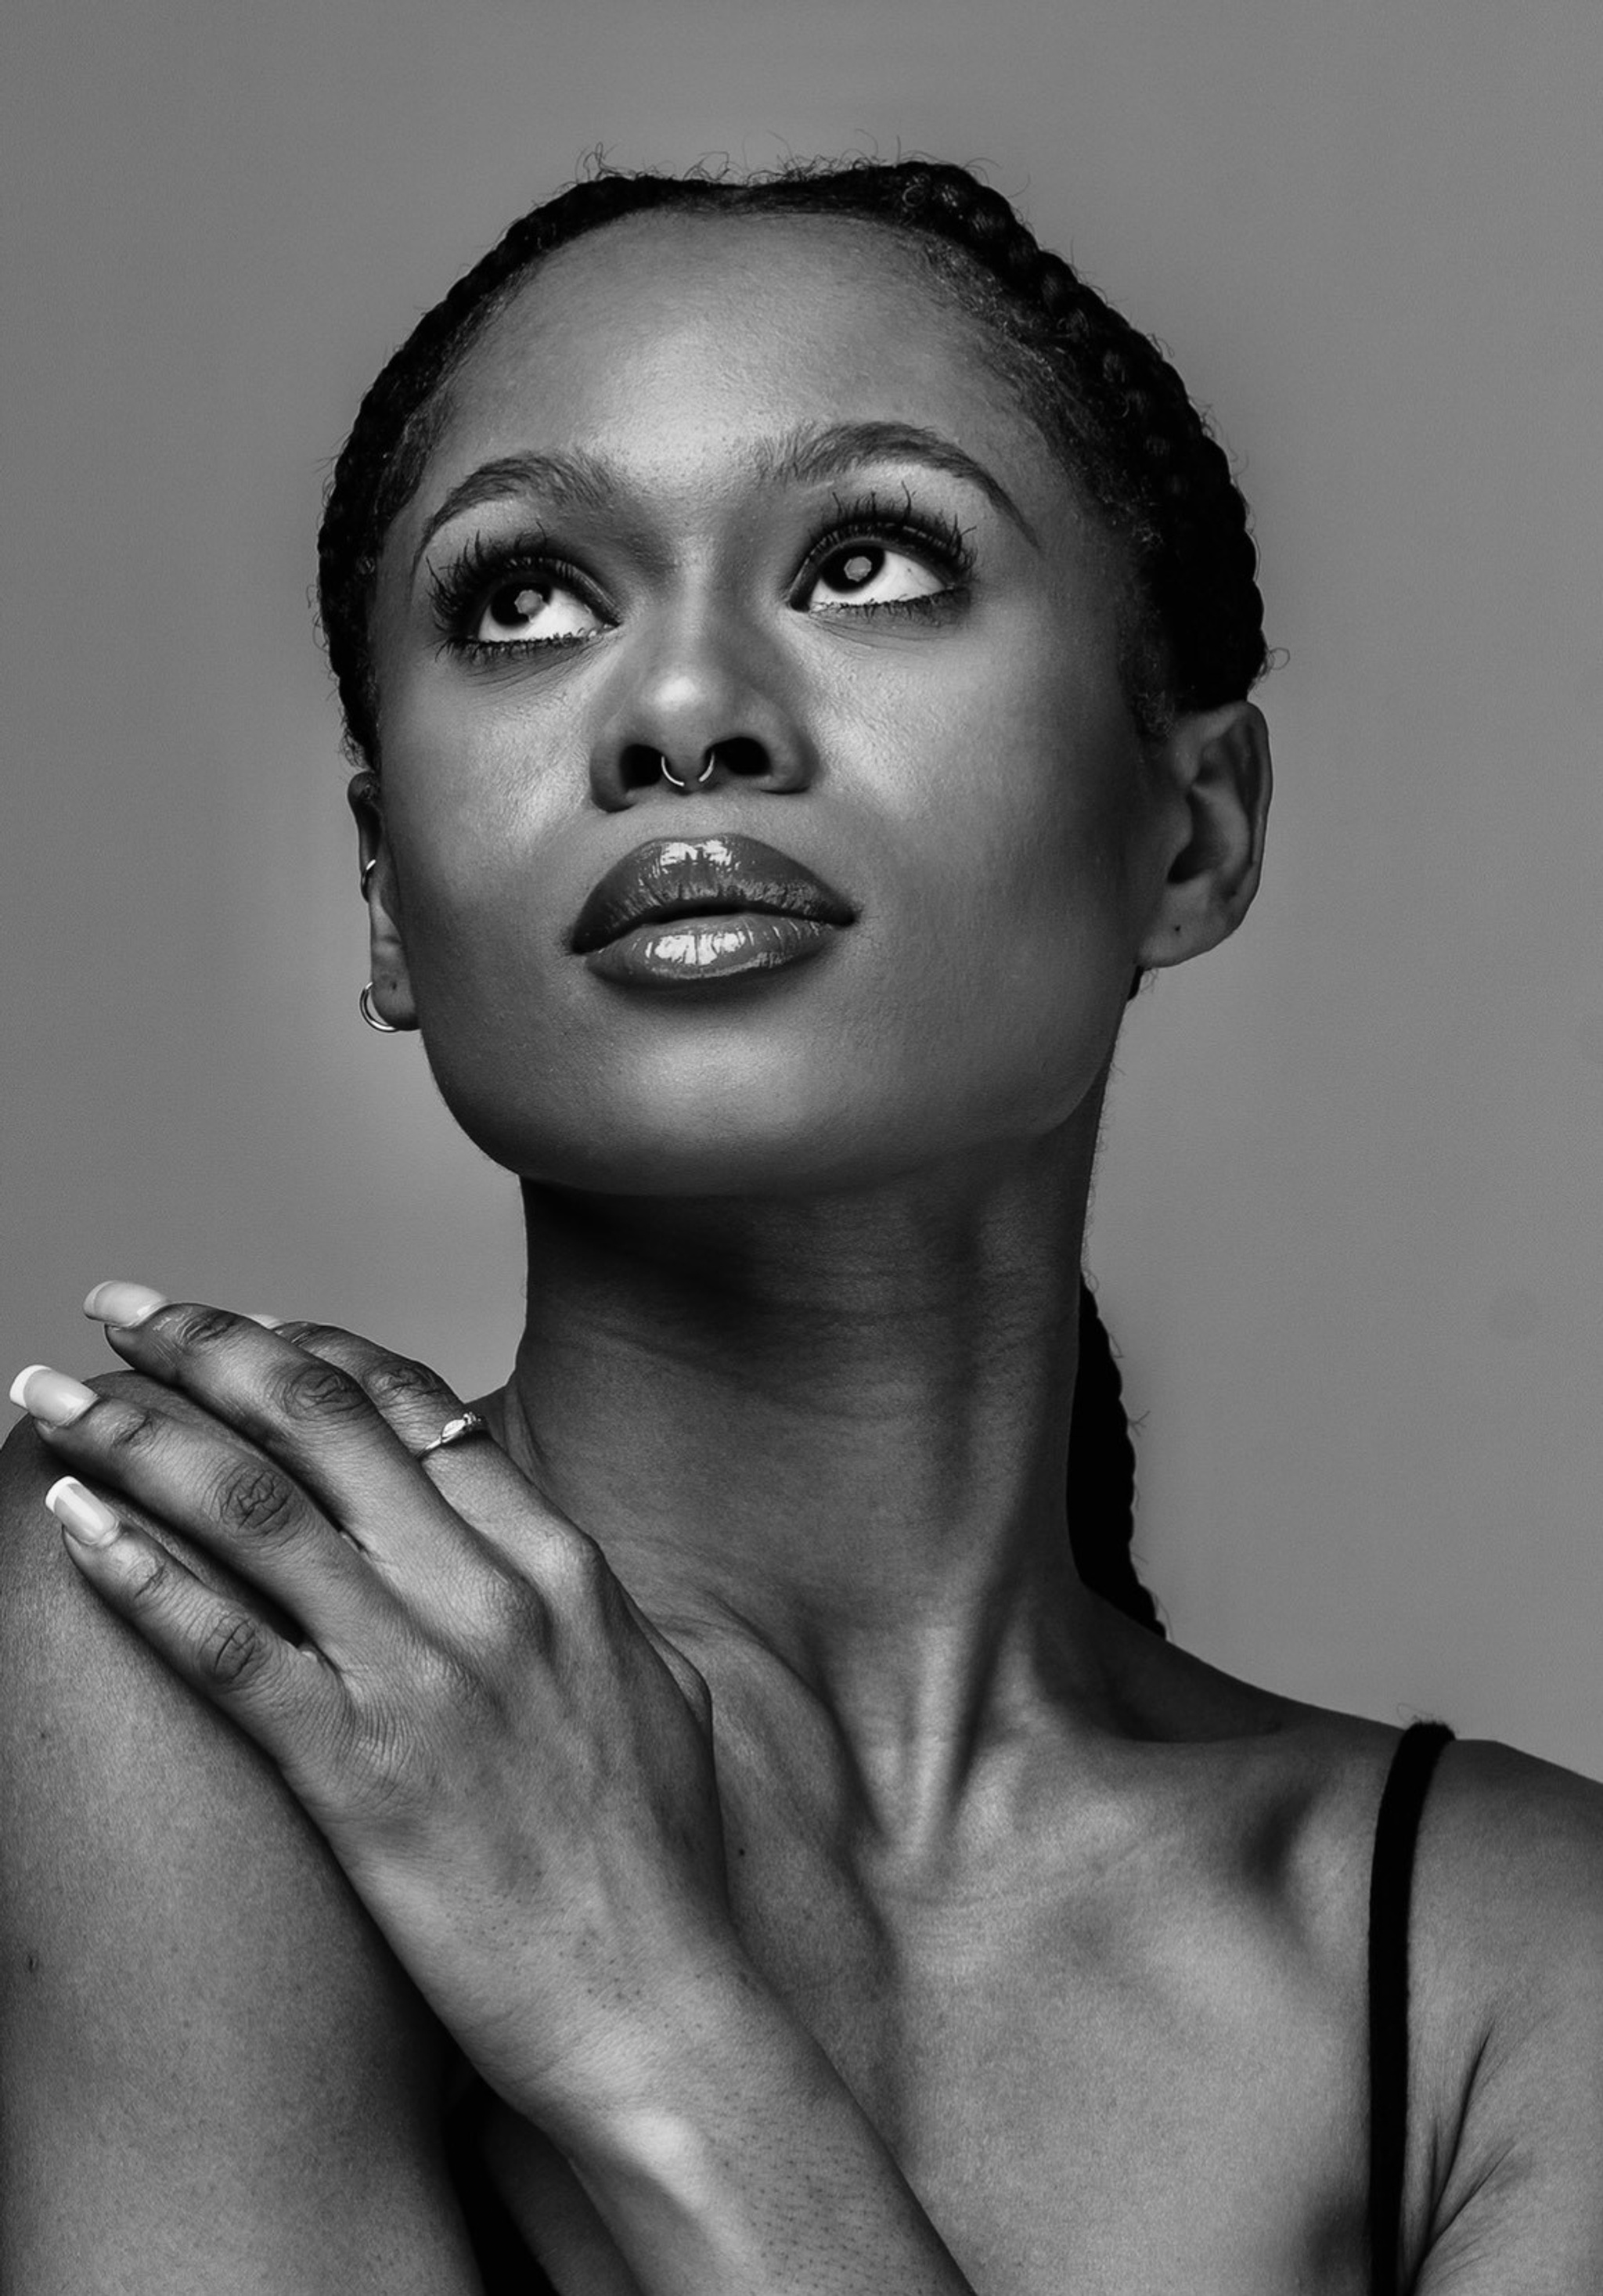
[761,421,1039,547]
[410,450,618,582]
[409,419,1038,583]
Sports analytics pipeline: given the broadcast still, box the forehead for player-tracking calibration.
[414,209,1071,519]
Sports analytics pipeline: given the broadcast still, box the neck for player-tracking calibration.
[499,1120,1122,1844]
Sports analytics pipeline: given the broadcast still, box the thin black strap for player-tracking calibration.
[1367,1718,1454,2296]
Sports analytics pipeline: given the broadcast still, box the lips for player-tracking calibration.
[569,833,857,954]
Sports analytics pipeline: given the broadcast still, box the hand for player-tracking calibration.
[12,1289,744,2139]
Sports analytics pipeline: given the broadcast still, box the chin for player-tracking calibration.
[428,1074,981,1201]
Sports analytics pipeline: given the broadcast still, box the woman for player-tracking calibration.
[3,159,1600,2294]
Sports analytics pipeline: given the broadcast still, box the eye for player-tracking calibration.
[802,542,953,615]
[470,571,603,648]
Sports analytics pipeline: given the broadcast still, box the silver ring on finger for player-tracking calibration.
[415,1409,491,1459]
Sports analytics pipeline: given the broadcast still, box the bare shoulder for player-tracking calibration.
[1158,1645,1603,2283]
[0,1388,476,2294]
[1418,1730,1603,1938]
[1407,1734,1603,2287]
[1410,1732,1603,2080]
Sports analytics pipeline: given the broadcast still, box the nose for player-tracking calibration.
[586,607,819,809]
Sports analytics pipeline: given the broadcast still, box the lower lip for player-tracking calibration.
[582,910,845,987]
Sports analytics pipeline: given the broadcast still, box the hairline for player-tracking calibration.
[357,201,1174,752]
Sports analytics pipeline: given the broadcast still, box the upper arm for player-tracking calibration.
[1409,1737,1603,2292]
[0,1400,482,2294]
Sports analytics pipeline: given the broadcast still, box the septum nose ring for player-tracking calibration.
[660,748,717,790]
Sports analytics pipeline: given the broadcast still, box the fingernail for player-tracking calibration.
[82,1281,168,1328]
[243,1313,284,1330]
[45,1477,120,1546]
[9,1366,97,1426]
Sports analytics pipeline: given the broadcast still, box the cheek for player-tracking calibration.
[852,637,1145,1136]
[892,795,1137,1141]
[376,695,573,1093]
[377,661,579,957]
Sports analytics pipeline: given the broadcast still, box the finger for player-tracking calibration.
[275,1328,657,1678]
[14,1362,391,1661]
[43,1473,348,1779]
[85,1296,487,1593]
[274,1323,585,1581]
[268,1322,479,1455]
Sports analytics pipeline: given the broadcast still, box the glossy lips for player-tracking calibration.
[569,834,856,955]
[570,834,858,989]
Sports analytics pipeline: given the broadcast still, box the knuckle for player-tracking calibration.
[541,1526,609,1605]
[102,1400,160,1458]
[360,1354,451,1416]
[416,1636,487,1720]
[88,1371,214,1440]
[474,1566,549,1648]
[198,1609,268,1689]
[125,1549,174,1609]
[276,1358,370,1427]
[157,1303,240,1353]
[211,1458,298,1540]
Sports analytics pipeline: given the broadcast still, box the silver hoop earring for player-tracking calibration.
[358,982,401,1033]
[661,750,717,790]
[360,856,378,896]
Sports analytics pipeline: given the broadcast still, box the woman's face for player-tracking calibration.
[366,211,1185,1196]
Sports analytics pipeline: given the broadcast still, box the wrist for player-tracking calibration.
[544,1973,974,2296]
[531,1942,794,2157]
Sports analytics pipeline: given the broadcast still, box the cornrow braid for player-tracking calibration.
[316,157,1253,1636]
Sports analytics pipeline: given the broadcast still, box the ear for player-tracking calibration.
[347,772,419,1030]
[1134,700,1271,972]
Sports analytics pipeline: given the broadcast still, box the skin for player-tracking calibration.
[4,210,1603,2295]
[359,209,1265,1816]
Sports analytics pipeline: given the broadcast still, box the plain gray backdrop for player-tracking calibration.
[5,0,1601,1768]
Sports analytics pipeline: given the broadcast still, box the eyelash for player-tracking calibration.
[427,490,977,663]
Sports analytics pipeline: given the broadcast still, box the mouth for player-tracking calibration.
[569,833,857,955]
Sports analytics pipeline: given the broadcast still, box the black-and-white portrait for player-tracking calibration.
[4,4,1601,2287]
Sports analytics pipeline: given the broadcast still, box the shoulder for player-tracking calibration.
[1116,1634,1603,2272]
[1420,1731,1603,1929]
[1412,1732,1603,2067]
[1407,1734,1603,2283]
[0,1391,473,2292]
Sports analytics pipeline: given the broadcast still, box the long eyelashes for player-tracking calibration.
[426,488,978,661]
[426,526,596,658]
[794,488,975,612]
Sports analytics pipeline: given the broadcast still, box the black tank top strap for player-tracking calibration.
[1367,1717,1455,2296]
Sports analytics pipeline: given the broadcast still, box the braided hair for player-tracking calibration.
[316,156,1267,1635]
[1070,1278,1163,1636]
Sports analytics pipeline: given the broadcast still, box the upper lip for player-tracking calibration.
[570,833,858,953]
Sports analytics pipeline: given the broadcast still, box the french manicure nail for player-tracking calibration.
[45,1477,120,1545]
[82,1281,169,1328]
[9,1366,97,1426]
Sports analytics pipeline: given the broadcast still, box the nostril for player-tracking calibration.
[621,744,667,791]
[708,737,767,779]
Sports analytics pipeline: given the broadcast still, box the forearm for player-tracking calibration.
[545,1973,978,2296]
